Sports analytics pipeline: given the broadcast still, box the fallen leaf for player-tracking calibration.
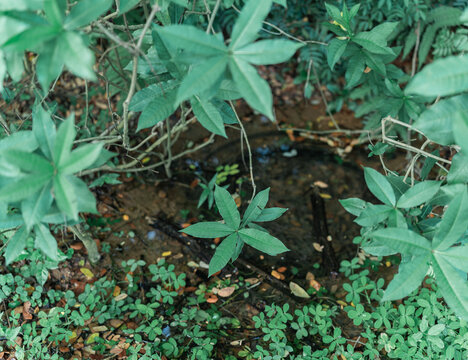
[22,301,32,320]
[80,268,94,280]
[313,181,328,189]
[218,286,235,297]
[245,278,259,285]
[109,319,123,328]
[289,282,310,298]
[190,178,199,188]
[313,243,324,252]
[187,261,199,268]
[70,242,83,250]
[277,266,287,273]
[122,214,129,221]
[91,326,108,332]
[319,193,331,199]
[271,270,285,280]
[306,272,315,283]
[199,261,209,269]
[113,286,121,297]
[206,295,218,303]
[114,293,128,302]
[310,279,322,291]
[86,333,99,344]
[162,251,172,257]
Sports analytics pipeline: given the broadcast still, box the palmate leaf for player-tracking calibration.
[36,38,64,92]
[54,114,76,165]
[209,232,238,276]
[370,227,432,255]
[58,31,96,80]
[230,0,273,50]
[234,40,303,65]
[136,90,177,131]
[130,81,180,112]
[396,181,441,209]
[238,228,288,256]
[68,175,98,214]
[339,198,367,217]
[254,207,287,222]
[177,56,228,103]
[432,253,468,321]
[157,25,227,56]
[53,174,78,220]
[432,188,468,250]
[447,153,468,184]
[242,188,270,226]
[181,221,234,238]
[2,25,60,52]
[405,55,468,97]
[2,150,54,174]
[214,185,240,229]
[21,183,53,230]
[63,0,113,30]
[229,57,273,120]
[382,253,430,302]
[44,0,66,26]
[191,96,226,137]
[363,167,396,206]
[60,143,103,175]
[34,223,59,261]
[32,104,56,159]
[4,226,29,265]
[0,173,51,203]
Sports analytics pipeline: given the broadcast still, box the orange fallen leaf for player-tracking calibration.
[213,238,221,245]
[364,66,372,73]
[70,243,83,251]
[206,295,218,303]
[277,266,287,273]
[271,270,285,280]
[122,214,129,221]
[310,279,322,291]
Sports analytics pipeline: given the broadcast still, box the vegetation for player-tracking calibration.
[0,0,466,358]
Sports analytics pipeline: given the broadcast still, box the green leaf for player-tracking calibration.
[209,233,237,276]
[54,114,76,165]
[58,31,96,80]
[396,181,441,208]
[433,188,468,250]
[53,174,78,220]
[430,184,466,206]
[363,167,396,206]
[211,99,237,124]
[157,25,227,56]
[5,226,29,265]
[44,0,65,26]
[34,223,59,261]
[345,52,365,88]
[181,221,234,238]
[2,150,54,174]
[214,185,240,229]
[216,79,241,100]
[382,254,430,302]
[432,253,468,321]
[370,228,432,255]
[137,90,177,131]
[190,96,226,137]
[448,153,468,184]
[119,0,140,14]
[413,95,468,145]
[363,51,386,75]
[339,198,366,216]
[64,0,113,30]
[21,184,53,230]
[354,204,392,227]
[130,81,180,112]
[387,208,408,229]
[234,40,302,65]
[68,176,97,213]
[327,38,348,70]
[2,25,59,52]
[453,110,468,155]
[0,174,51,203]
[242,188,270,226]
[238,228,288,256]
[324,3,342,23]
[230,0,273,50]
[32,104,56,159]
[36,39,64,92]
[439,245,468,273]
[353,35,394,55]
[60,143,103,174]
[405,55,468,97]
[177,56,227,102]
[229,57,273,120]
[254,207,287,222]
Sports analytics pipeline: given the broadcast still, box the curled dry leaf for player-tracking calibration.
[313,242,324,252]
[206,294,218,303]
[289,282,310,298]
[313,181,329,189]
[277,266,287,273]
[271,270,285,280]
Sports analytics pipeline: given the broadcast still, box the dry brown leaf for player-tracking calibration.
[271,270,285,280]
[277,266,287,273]
[206,295,218,303]
[310,279,322,291]
[114,293,128,302]
[218,286,235,297]
[313,242,324,252]
[245,278,260,285]
[313,181,329,189]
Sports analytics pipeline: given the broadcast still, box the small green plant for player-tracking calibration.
[182,186,288,276]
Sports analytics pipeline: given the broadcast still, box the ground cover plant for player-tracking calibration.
[0,0,467,358]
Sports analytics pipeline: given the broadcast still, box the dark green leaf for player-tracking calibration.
[370,227,432,255]
[234,40,303,65]
[230,0,272,50]
[242,188,270,225]
[339,198,366,216]
[229,57,273,120]
[130,81,180,112]
[191,96,226,137]
[396,181,441,208]
[364,167,396,206]
[181,221,234,238]
[64,0,113,30]
[214,185,240,229]
[238,228,288,255]
[254,207,287,222]
[209,233,237,276]
[433,188,468,250]
[327,38,348,70]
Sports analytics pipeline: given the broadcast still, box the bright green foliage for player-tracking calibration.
[0,104,109,264]
[182,187,288,276]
